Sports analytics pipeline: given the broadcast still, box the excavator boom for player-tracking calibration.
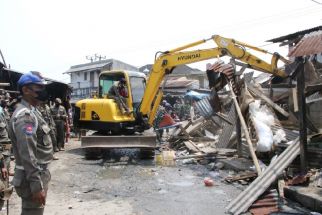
[140,35,288,125]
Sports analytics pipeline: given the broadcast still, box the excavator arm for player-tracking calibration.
[139,35,289,126]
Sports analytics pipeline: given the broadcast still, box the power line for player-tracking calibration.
[103,5,321,55]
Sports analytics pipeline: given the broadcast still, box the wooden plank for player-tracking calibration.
[248,84,290,118]
[174,153,217,160]
[225,172,258,183]
[293,87,299,112]
[229,82,262,175]
[183,141,201,152]
[200,147,217,154]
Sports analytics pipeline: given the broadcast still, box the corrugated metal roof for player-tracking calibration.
[164,79,197,88]
[267,25,322,43]
[65,59,139,74]
[288,30,322,57]
[226,139,300,215]
[139,64,204,75]
[65,60,112,73]
[306,91,322,103]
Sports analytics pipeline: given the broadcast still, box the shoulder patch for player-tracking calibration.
[24,111,34,123]
[23,123,35,136]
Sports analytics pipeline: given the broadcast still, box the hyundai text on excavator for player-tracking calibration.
[73,34,289,157]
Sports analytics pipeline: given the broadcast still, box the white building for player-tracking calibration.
[65,59,139,101]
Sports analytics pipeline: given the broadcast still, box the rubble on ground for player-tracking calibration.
[156,60,322,214]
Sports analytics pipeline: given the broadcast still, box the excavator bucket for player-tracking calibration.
[81,135,156,149]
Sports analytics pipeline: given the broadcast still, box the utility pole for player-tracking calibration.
[86,54,106,62]
[95,54,106,61]
[86,55,94,63]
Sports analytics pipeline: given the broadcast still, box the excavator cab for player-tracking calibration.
[99,71,146,113]
[74,70,147,134]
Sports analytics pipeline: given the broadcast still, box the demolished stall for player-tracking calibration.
[156,27,322,214]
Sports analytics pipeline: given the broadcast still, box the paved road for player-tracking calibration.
[9,138,240,215]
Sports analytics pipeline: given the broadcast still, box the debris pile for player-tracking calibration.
[157,58,322,214]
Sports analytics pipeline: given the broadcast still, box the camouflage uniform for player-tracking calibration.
[0,107,13,209]
[153,106,166,143]
[51,101,67,150]
[173,102,182,120]
[9,99,53,215]
[38,104,58,152]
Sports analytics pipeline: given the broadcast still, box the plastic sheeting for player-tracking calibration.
[249,100,275,152]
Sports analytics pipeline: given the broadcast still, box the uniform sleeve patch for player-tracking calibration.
[23,123,34,135]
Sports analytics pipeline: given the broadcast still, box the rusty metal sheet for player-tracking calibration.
[288,30,322,57]
[81,135,156,148]
[249,190,279,215]
[267,25,322,43]
[226,138,300,215]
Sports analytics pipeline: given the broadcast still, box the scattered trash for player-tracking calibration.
[204,177,214,187]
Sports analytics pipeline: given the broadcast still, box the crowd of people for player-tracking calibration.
[153,96,198,143]
[0,72,71,214]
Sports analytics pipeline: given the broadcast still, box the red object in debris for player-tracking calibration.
[159,114,176,128]
[249,190,279,215]
[204,177,214,187]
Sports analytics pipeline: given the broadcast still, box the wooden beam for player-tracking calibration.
[229,82,262,175]
[248,84,290,118]
[296,59,307,173]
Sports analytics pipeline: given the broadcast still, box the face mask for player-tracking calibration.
[35,90,49,102]
[28,87,49,102]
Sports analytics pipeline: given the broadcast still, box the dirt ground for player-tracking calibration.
[6,138,241,215]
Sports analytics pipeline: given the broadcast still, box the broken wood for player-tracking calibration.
[292,87,298,112]
[248,84,290,118]
[228,81,262,175]
[174,153,217,160]
[225,172,258,183]
[183,140,201,152]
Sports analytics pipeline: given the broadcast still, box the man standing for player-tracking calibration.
[0,105,13,210]
[9,73,53,215]
[38,102,59,160]
[51,98,67,151]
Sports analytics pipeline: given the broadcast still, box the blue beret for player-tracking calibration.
[17,72,45,88]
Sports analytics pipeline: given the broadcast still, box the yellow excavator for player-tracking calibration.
[73,35,289,154]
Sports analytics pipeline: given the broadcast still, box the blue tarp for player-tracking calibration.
[184,90,209,101]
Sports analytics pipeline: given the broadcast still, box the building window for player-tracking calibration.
[84,72,87,81]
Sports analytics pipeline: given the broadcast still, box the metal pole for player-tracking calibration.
[296,59,307,173]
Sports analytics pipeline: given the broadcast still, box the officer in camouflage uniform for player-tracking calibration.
[0,105,13,210]
[0,103,11,168]
[173,98,183,120]
[51,98,67,151]
[181,99,191,120]
[0,98,11,125]
[9,73,53,215]
[38,102,59,160]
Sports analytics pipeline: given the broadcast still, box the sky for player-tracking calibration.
[0,0,321,83]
